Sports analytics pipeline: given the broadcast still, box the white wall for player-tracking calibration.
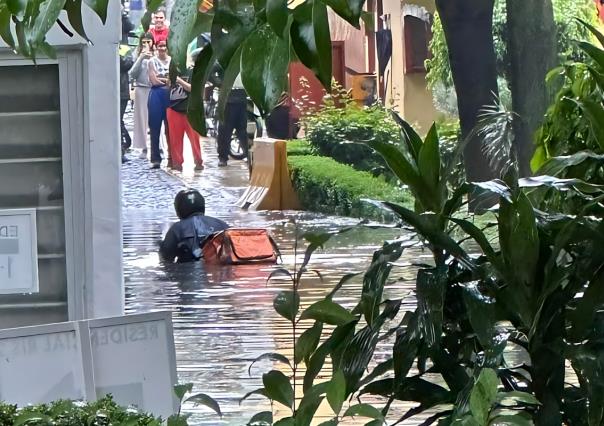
[1,4,124,319]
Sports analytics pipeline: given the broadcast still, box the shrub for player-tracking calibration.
[285,139,314,157]
[0,395,160,425]
[299,88,399,181]
[287,154,413,221]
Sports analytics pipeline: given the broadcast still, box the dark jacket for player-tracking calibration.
[159,214,229,263]
[119,49,134,100]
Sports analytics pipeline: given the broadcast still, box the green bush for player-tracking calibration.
[288,154,413,221]
[285,139,314,157]
[300,90,399,181]
[0,395,160,425]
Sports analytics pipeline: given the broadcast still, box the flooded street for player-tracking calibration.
[121,137,425,424]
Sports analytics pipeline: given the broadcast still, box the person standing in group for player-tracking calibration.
[166,49,204,172]
[119,9,134,163]
[149,8,169,44]
[216,73,247,167]
[147,39,171,169]
[129,33,154,159]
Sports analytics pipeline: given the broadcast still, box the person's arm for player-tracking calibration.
[120,54,134,73]
[159,227,178,262]
[148,60,167,86]
[129,53,145,79]
[176,76,192,92]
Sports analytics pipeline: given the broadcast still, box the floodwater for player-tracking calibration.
[121,136,430,425]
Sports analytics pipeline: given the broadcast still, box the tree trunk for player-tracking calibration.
[435,0,499,186]
[507,0,557,176]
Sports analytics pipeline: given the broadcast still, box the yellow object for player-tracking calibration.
[237,138,301,211]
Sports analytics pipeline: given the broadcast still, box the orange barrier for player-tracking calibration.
[236,138,301,211]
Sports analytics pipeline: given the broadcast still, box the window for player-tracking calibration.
[404,14,432,74]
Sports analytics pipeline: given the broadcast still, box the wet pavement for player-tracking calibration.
[120,122,427,424]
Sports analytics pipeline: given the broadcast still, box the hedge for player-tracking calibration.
[286,150,413,222]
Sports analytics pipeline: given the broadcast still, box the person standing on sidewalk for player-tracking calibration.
[149,8,169,44]
[147,40,171,169]
[129,33,154,159]
[166,52,204,172]
[216,73,248,167]
[119,10,134,162]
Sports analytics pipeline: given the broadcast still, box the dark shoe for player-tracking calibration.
[150,162,160,169]
[121,156,129,164]
[194,162,204,171]
[218,160,227,167]
[172,164,183,172]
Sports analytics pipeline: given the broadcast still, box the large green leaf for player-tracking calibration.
[568,98,604,151]
[216,44,243,121]
[173,383,193,401]
[300,299,356,325]
[27,0,66,48]
[320,0,364,29]
[64,0,88,41]
[267,0,288,37]
[295,382,328,426]
[168,0,199,72]
[537,151,604,177]
[294,321,323,365]
[450,218,497,262]
[6,0,27,17]
[418,123,441,198]
[391,111,422,160]
[290,0,332,89]
[274,290,300,322]
[462,284,499,348]
[211,3,256,68]
[239,387,268,404]
[576,17,604,48]
[0,1,15,48]
[273,417,295,426]
[327,370,346,414]
[247,411,273,425]
[241,24,290,115]
[187,45,214,135]
[262,370,294,409]
[343,404,384,421]
[83,0,108,24]
[469,369,499,425]
[568,269,604,340]
[338,326,378,396]
[577,41,604,71]
[248,352,292,376]
[184,393,222,418]
[416,268,446,349]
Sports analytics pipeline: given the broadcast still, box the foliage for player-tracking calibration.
[436,117,464,189]
[285,139,315,157]
[426,0,597,107]
[287,154,413,221]
[533,20,604,169]
[298,82,399,181]
[0,395,160,425]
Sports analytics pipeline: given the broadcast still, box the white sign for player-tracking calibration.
[0,322,94,405]
[0,209,39,293]
[86,311,179,419]
[0,312,178,418]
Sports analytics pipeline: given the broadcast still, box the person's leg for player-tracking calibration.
[233,99,248,155]
[217,106,235,165]
[148,88,163,165]
[166,108,185,169]
[120,98,131,149]
[133,87,150,152]
[184,117,203,168]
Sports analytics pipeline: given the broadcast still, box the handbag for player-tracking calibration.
[202,228,280,265]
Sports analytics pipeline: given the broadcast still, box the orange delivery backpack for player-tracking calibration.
[201,228,280,265]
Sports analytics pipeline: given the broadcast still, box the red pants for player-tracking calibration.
[166,108,203,167]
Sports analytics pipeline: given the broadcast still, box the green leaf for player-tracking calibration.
[567,97,604,151]
[418,123,441,196]
[326,272,360,300]
[185,393,222,417]
[578,40,604,70]
[295,321,323,365]
[267,0,288,37]
[263,370,294,409]
[576,17,604,48]
[14,412,53,426]
[64,0,88,41]
[327,370,346,414]
[291,0,332,89]
[469,368,499,425]
[273,418,295,426]
[0,2,15,48]
[300,299,356,325]
[239,387,268,404]
[320,0,364,29]
[173,383,193,401]
[462,285,499,349]
[450,218,497,262]
[247,411,273,425]
[248,352,293,376]
[416,268,446,348]
[317,419,338,426]
[241,24,290,115]
[488,415,533,426]
[168,0,199,72]
[167,415,189,426]
[211,4,256,68]
[27,0,66,48]
[6,0,27,17]
[391,111,422,160]
[187,45,214,135]
[496,390,541,406]
[295,383,328,425]
[343,403,384,421]
[274,290,300,322]
[83,0,108,24]
[216,44,243,121]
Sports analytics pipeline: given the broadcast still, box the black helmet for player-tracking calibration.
[174,189,205,219]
